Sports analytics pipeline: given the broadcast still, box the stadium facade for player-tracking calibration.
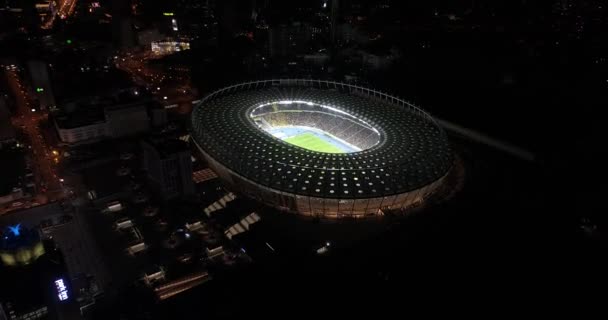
[191,80,453,219]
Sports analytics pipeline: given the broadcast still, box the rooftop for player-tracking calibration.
[82,160,132,200]
[0,98,15,142]
[0,148,25,195]
[192,81,452,199]
[53,105,105,129]
[0,119,16,142]
[144,138,190,159]
[0,224,40,251]
[0,264,48,316]
[53,89,156,129]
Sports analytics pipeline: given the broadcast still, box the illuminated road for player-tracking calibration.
[42,0,78,29]
[5,68,64,205]
[115,50,197,108]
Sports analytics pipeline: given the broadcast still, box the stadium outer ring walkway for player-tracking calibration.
[191,79,453,219]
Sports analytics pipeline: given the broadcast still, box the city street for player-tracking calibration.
[42,0,78,29]
[115,50,197,107]
[5,68,65,206]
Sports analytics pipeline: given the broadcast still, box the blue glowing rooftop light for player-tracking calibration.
[8,224,21,237]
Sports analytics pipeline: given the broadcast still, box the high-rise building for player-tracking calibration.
[0,268,50,320]
[53,111,107,144]
[113,17,137,48]
[0,225,44,267]
[267,22,314,59]
[142,139,194,201]
[268,24,289,58]
[216,0,237,46]
[0,225,46,319]
[216,0,255,44]
[0,0,39,31]
[53,93,154,145]
[149,106,168,128]
[0,143,26,209]
[330,0,339,45]
[110,0,136,48]
[156,0,219,44]
[0,225,80,320]
[104,103,149,138]
[0,97,16,149]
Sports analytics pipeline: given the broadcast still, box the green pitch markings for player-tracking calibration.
[283,132,345,153]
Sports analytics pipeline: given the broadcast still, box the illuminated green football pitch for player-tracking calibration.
[283,132,346,153]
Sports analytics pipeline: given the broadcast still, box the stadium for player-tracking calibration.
[191,79,453,219]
